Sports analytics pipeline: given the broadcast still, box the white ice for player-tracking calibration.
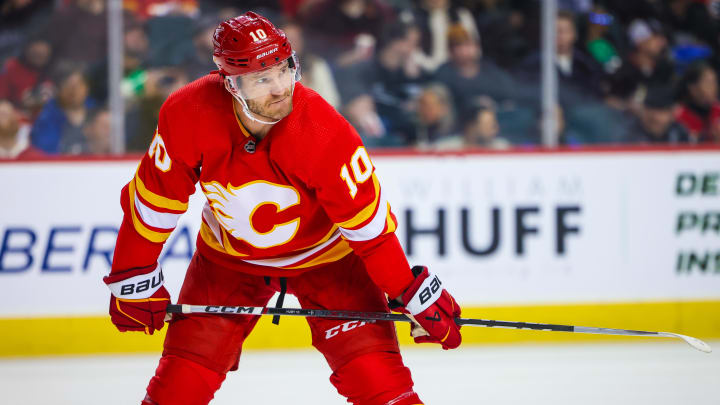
[0,342,718,405]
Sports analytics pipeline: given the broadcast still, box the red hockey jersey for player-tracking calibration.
[111,75,413,297]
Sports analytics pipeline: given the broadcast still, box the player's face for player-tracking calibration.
[234,61,294,120]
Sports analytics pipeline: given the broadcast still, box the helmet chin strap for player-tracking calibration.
[226,77,297,126]
[234,93,282,125]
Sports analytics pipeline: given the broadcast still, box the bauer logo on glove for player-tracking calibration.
[103,264,171,335]
[418,275,441,305]
[390,265,462,350]
[115,269,164,297]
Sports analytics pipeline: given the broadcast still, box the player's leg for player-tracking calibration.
[289,253,423,405]
[144,253,276,405]
[141,354,225,405]
[329,351,421,405]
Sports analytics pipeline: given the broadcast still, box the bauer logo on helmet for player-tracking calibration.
[257,48,278,59]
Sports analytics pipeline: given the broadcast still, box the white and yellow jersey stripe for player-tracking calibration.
[128,170,188,243]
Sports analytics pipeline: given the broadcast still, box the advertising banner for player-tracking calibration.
[1,150,718,318]
[378,151,720,305]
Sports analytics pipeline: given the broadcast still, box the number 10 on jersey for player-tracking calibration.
[340,147,374,198]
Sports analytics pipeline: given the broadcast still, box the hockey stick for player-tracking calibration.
[166,304,712,353]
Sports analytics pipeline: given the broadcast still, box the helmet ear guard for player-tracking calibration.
[289,52,302,82]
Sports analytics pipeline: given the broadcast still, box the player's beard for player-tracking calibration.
[247,89,293,121]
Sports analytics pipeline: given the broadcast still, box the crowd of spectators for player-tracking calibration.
[2,0,720,159]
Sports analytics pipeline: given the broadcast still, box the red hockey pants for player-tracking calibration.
[144,252,422,405]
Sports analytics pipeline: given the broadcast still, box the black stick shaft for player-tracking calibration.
[166,304,573,331]
[165,304,712,353]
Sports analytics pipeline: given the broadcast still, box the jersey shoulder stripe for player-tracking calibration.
[339,188,388,242]
[128,180,173,243]
[134,170,189,211]
[133,192,182,229]
[385,207,398,234]
[336,173,381,229]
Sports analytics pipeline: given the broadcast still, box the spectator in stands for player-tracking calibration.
[612,19,675,93]
[123,18,152,90]
[518,10,605,101]
[125,0,202,21]
[0,36,53,116]
[303,0,395,68]
[413,83,459,147]
[30,63,97,154]
[661,0,719,52]
[626,86,691,144]
[409,0,479,72]
[603,72,642,116]
[119,13,189,151]
[0,0,53,63]
[561,74,636,145]
[44,0,107,66]
[463,103,510,150]
[434,24,520,124]
[86,15,151,103]
[126,67,188,151]
[585,5,623,74]
[676,61,720,143]
[144,2,197,68]
[600,0,659,26]
[282,0,325,20]
[469,0,533,68]
[557,0,593,14]
[185,17,220,80]
[0,99,43,159]
[61,108,112,154]
[281,20,341,108]
[337,22,430,146]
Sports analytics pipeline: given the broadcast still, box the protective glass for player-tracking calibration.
[227,59,295,100]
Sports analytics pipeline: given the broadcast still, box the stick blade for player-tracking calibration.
[659,332,712,353]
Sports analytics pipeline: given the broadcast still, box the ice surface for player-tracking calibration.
[0,342,717,405]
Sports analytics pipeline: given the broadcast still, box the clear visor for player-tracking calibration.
[227,59,296,100]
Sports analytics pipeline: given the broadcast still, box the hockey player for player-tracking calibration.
[103,11,462,405]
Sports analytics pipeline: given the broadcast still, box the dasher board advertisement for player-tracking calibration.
[0,150,718,317]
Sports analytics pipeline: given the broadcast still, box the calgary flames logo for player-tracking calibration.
[202,180,301,248]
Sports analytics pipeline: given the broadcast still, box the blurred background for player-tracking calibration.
[0,0,719,404]
[4,0,720,153]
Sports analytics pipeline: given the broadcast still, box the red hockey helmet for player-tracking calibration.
[212,11,293,77]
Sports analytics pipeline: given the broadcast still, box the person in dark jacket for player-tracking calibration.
[675,61,720,143]
[30,63,96,154]
[517,10,605,101]
[627,86,690,144]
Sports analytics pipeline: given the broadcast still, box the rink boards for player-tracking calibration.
[0,147,718,356]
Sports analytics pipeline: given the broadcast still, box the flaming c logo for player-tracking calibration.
[202,180,301,248]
